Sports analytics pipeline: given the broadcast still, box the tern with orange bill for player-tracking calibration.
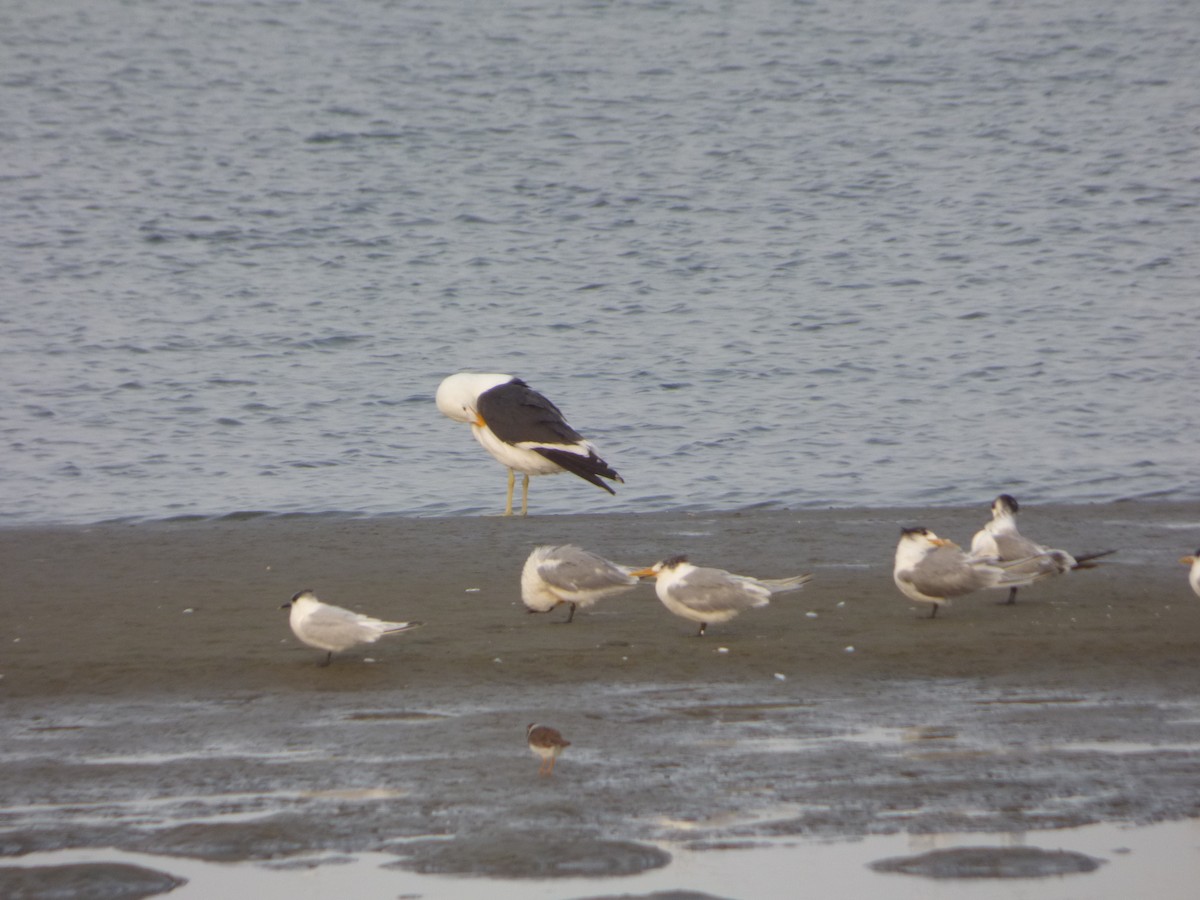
[632,556,812,636]
[893,527,1050,618]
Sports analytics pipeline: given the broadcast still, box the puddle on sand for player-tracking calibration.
[740,725,967,754]
[76,748,329,766]
[3,819,1196,899]
[1049,741,1200,756]
[3,787,410,832]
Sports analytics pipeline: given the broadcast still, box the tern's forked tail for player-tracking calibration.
[1071,549,1117,570]
[758,573,814,592]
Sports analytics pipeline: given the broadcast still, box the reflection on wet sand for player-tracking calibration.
[3,818,1197,900]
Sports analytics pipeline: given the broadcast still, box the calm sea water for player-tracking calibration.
[2,0,1197,525]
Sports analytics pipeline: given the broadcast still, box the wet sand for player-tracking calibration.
[2,502,1199,892]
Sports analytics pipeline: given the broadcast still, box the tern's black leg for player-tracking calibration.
[928,605,938,619]
[564,602,577,624]
[1001,587,1018,605]
[697,622,708,636]
[319,651,332,667]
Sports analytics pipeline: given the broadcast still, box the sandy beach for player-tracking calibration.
[2,501,1199,895]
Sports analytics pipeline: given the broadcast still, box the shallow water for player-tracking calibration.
[2,0,1199,525]
[6,818,1198,899]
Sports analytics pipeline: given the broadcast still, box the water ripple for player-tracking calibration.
[0,0,1197,524]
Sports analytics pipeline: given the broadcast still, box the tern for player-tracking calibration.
[632,555,812,636]
[521,544,641,623]
[894,527,1050,618]
[970,494,1115,604]
[281,590,423,666]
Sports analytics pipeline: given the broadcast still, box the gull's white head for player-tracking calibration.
[435,372,514,424]
[992,494,1020,518]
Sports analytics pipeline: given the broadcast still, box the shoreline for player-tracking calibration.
[0,491,1189,529]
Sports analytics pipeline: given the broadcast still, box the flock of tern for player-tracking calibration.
[275,372,1197,770]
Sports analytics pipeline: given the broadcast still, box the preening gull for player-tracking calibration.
[436,372,622,516]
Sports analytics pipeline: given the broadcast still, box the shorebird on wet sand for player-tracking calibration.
[436,372,622,516]
[521,544,641,623]
[970,494,1115,604]
[527,723,571,776]
[281,590,423,666]
[893,527,1049,619]
[631,555,812,636]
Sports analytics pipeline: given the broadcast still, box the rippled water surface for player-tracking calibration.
[2,0,1198,524]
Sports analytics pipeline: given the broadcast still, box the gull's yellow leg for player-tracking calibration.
[504,468,515,516]
[521,474,530,517]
